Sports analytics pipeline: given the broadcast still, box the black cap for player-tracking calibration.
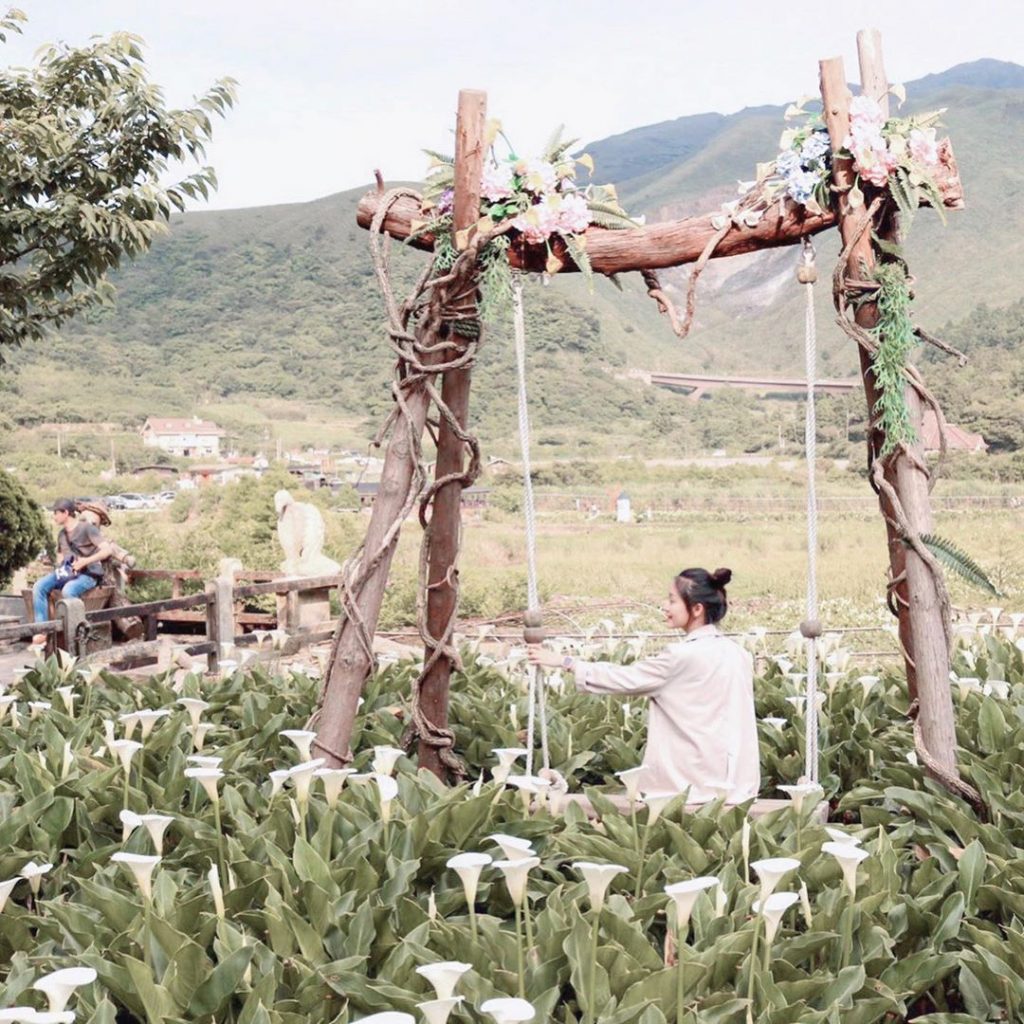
[52,498,77,514]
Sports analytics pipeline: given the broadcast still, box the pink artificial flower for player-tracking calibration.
[557,192,591,235]
[521,159,557,195]
[909,127,939,166]
[481,162,515,202]
[513,197,561,244]
[849,95,884,128]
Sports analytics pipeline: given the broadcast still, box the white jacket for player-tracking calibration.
[573,625,760,803]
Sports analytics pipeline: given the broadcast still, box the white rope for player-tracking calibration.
[801,239,820,784]
[512,277,550,775]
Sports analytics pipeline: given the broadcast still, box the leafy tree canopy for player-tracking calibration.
[0,468,50,588]
[0,8,235,351]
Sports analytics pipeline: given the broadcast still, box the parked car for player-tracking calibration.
[117,493,149,510]
[103,495,128,510]
[153,490,178,505]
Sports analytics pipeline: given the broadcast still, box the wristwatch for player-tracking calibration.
[561,655,575,671]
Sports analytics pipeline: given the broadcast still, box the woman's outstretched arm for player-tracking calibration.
[528,645,678,697]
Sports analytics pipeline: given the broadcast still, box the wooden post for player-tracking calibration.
[57,597,86,655]
[820,31,958,775]
[417,89,487,778]
[205,577,235,673]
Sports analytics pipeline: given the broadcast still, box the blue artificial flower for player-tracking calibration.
[786,169,822,204]
[800,131,831,163]
[776,149,800,175]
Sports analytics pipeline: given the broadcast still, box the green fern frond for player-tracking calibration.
[564,235,593,292]
[907,533,1003,597]
[423,149,454,166]
[586,202,641,229]
[542,125,566,161]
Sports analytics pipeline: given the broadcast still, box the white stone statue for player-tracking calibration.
[274,489,341,576]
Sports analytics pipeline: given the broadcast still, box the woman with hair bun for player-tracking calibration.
[527,567,759,805]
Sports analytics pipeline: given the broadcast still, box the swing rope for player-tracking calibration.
[800,239,821,785]
[512,275,550,775]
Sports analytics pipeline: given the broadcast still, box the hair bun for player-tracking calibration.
[711,567,732,588]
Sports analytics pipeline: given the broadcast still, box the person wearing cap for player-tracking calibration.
[31,498,113,644]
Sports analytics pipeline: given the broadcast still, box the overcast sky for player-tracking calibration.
[4,0,1021,210]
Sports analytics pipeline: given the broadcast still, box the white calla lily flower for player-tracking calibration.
[822,840,870,896]
[178,698,210,729]
[615,766,648,803]
[664,876,719,935]
[778,782,822,815]
[191,722,215,751]
[109,739,143,776]
[288,758,327,804]
[118,711,140,738]
[0,876,21,912]
[446,851,491,908]
[416,997,462,1024]
[375,772,399,820]
[751,857,801,899]
[280,729,318,762]
[0,1007,38,1023]
[415,961,471,1000]
[315,767,354,807]
[488,833,534,861]
[491,747,528,784]
[32,967,98,1012]
[356,1015,414,1024]
[135,709,171,740]
[269,768,291,798]
[111,851,160,901]
[493,856,540,906]
[753,890,800,942]
[480,998,535,1024]
[372,745,404,776]
[120,809,142,842]
[184,766,224,803]
[573,861,628,912]
[20,860,53,894]
[641,790,677,825]
[28,701,51,720]
[54,686,77,717]
[208,863,226,919]
[186,755,222,768]
[824,826,862,845]
[138,814,174,855]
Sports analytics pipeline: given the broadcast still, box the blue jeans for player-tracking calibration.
[33,573,98,623]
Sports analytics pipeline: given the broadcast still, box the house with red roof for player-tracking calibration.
[141,416,225,458]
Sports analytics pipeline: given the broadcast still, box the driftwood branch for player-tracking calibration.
[355,139,962,275]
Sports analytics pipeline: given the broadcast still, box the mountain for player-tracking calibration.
[2,59,1023,463]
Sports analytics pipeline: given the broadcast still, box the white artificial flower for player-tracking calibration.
[138,814,174,855]
[28,701,52,720]
[186,755,223,768]
[119,809,142,843]
[824,827,862,845]
[269,768,291,798]
[208,863,226,919]
[375,772,399,821]
[0,877,21,912]
[640,790,677,825]
[287,759,327,804]
[191,722,215,751]
[573,861,628,912]
[135,709,171,740]
[54,686,77,717]
[491,747,528,784]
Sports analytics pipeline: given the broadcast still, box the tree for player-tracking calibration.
[0,9,235,351]
[0,469,50,588]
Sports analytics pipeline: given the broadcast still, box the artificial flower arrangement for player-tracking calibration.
[712,91,948,231]
[416,123,638,320]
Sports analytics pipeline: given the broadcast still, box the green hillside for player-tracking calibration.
[1,60,1023,467]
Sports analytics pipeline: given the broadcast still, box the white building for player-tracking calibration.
[141,416,225,458]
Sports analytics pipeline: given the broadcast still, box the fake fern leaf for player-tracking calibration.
[586,202,640,229]
[423,149,454,166]
[563,235,593,292]
[908,533,1003,598]
[889,168,916,229]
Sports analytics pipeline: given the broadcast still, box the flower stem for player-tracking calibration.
[524,894,535,955]
[586,908,600,1024]
[514,902,526,998]
[123,767,130,812]
[213,797,227,884]
[469,900,478,943]
[634,820,651,900]
[676,921,686,1024]
[746,913,761,1013]
[840,894,853,971]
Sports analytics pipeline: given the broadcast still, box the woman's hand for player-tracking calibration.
[526,645,568,670]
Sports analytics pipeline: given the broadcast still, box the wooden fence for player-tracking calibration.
[0,571,345,672]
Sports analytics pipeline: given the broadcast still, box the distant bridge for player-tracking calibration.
[647,371,860,400]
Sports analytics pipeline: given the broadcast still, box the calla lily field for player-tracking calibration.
[1,623,1024,1023]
